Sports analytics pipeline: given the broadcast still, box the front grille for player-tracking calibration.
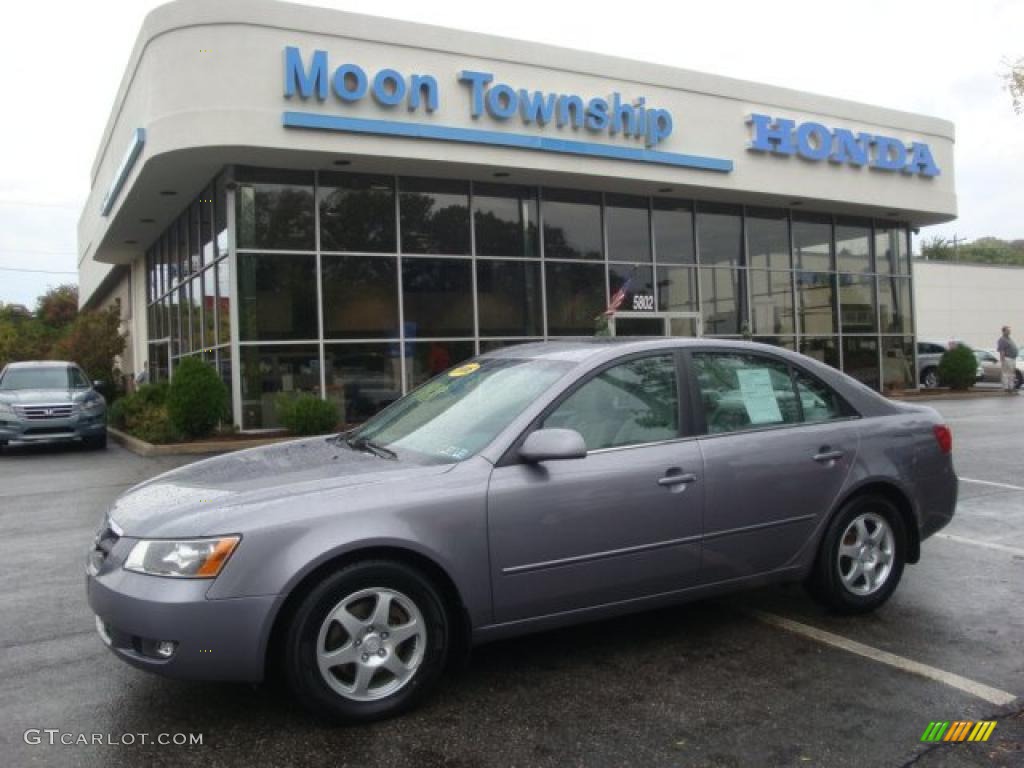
[15,404,74,420]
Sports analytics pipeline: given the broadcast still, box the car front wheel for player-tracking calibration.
[284,560,449,723]
[1016,370,1023,390]
[921,367,938,389]
[807,495,906,614]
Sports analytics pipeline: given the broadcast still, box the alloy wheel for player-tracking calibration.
[315,587,427,702]
[837,512,895,596]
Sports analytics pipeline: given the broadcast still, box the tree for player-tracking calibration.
[1004,56,1024,115]
[52,305,125,387]
[36,284,78,329]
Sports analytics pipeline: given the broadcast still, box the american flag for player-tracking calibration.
[603,274,633,316]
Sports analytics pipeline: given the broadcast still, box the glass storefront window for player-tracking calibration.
[169,289,181,357]
[402,258,474,337]
[191,278,204,353]
[542,189,602,260]
[878,276,912,335]
[875,223,910,275]
[793,213,833,271]
[701,267,747,335]
[476,260,542,336]
[606,194,651,263]
[216,260,231,346]
[746,208,790,270]
[473,183,539,258]
[400,177,470,255]
[200,185,215,268]
[218,351,233,417]
[657,266,697,313]
[801,337,839,369]
[835,218,872,274]
[203,267,217,349]
[240,344,321,429]
[322,255,399,339]
[796,271,836,335]
[697,203,743,267]
[215,175,228,258]
[178,214,192,279]
[319,173,396,253]
[750,270,795,335]
[652,199,694,264]
[609,264,655,313]
[882,336,915,392]
[545,261,605,335]
[404,340,475,390]
[236,168,315,251]
[238,252,318,341]
[843,336,880,391]
[325,343,403,426]
[839,274,878,333]
[189,201,202,274]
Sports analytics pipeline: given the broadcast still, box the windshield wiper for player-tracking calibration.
[344,435,397,460]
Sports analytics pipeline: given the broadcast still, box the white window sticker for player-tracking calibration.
[736,368,783,424]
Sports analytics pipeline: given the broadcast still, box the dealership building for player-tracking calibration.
[78,0,957,430]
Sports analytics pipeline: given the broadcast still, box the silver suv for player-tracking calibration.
[0,361,108,451]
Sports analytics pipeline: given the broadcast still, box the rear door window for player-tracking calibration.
[692,353,799,434]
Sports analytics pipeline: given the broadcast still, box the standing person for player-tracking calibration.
[134,360,150,390]
[997,326,1019,394]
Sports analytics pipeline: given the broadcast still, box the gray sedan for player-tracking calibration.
[86,339,957,722]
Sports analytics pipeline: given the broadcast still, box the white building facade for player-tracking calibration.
[79,0,957,429]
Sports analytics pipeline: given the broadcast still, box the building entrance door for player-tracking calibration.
[608,312,702,338]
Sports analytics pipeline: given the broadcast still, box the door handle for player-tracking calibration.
[813,449,845,463]
[658,470,698,487]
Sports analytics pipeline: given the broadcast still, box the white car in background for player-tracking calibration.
[975,349,1023,390]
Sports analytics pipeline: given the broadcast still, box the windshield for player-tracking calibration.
[0,367,75,391]
[351,357,572,462]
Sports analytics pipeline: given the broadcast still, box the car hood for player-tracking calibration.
[108,436,457,537]
[0,389,79,404]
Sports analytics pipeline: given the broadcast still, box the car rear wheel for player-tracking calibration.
[921,367,938,389]
[1015,370,1023,390]
[807,495,906,614]
[284,560,449,723]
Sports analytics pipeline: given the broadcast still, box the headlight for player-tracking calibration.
[124,536,240,578]
[0,402,14,417]
[81,397,104,412]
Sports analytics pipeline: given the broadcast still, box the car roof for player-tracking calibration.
[4,361,75,369]
[480,337,803,363]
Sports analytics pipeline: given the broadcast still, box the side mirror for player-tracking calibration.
[93,380,105,390]
[519,428,587,463]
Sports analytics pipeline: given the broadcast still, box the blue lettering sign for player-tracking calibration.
[747,113,940,177]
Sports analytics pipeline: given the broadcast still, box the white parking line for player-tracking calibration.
[935,533,1024,557]
[960,477,1024,492]
[752,611,1018,707]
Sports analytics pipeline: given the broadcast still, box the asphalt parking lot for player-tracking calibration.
[1,397,1021,768]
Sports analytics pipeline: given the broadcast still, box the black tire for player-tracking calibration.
[284,560,449,723]
[806,494,906,614]
[921,367,938,389]
[1015,370,1023,390]
[84,432,107,450]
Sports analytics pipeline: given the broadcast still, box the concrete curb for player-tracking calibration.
[108,427,294,457]
[887,390,1016,402]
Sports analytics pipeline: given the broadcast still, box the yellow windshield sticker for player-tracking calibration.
[449,362,480,378]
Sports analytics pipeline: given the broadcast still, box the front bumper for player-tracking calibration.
[86,567,277,682]
[0,412,105,443]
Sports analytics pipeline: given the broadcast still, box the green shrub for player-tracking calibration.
[166,357,229,439]
[275,393,339,436]
[938,344,978,390]
[108,386,181,444]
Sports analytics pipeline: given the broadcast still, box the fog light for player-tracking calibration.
[155,640,177,659]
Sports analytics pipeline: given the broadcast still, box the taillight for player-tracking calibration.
[933,424,952,454]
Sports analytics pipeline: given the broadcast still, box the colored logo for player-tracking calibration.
[920,721,997,743]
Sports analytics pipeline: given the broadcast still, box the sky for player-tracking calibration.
[0,0,1021,307]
